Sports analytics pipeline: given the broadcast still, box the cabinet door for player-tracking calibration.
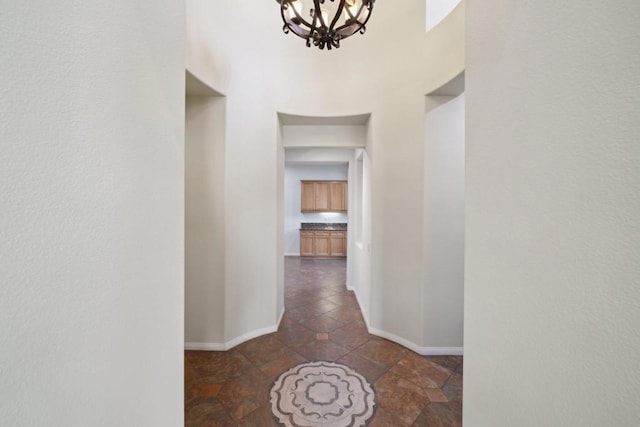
[340,231,347,255]
[342,182,348,210]
[330,231,347,257]
[329,182,347,211]
[314,182,330,211]
[314,231,331,256]
[301,181,316,212]
[300,231,315,256]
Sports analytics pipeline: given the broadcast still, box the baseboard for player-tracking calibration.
[417,347,464,356]
[185,308,462,356]
[284,253,300,257]
[185,308,285,352]
[224,324,279,349]
[368,326,463,356]
[184,342,227,351]
[334,287,463,357]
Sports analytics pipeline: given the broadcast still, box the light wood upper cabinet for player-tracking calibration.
[329,182,347,211]
[314,182,330,211]
[301,180,348,212]
[301,182,316,212]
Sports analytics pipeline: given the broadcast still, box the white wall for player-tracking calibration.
[423,94,465,350]
[426,0,461,31]
[276,124,286,320]
[351,149,373,322]
[284,164,349,255]
[283,125,367,148]
[185,95,226,345]
[465,0,640,425]
[185,0,466,353]
[0,1,184,425]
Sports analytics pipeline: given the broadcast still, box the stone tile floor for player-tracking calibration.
[185,257,463,426]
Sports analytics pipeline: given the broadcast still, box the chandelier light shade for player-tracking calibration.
[276,0,375,50]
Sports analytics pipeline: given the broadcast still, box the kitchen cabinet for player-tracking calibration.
[314,182,330,211]
[300,230,347,257]
[314,231,331,256]
[301,181,347,212]
[301,182,316,212]
[329,182,347,211]
[300,231,315,256]
[330,231,347,257]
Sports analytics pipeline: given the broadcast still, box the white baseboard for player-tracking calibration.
[224,324,279,349]
[418,347,464,356]
[368,326,463,356]
[185,308,285,352]
[284,253,300,257]
[185,306,463,356]
[349,288,463,356]
[184,342,227,351]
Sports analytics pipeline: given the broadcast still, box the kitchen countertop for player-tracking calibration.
[300,223,347,231]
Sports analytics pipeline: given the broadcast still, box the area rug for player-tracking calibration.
[270,361,375,427]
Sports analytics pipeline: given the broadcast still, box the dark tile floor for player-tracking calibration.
[185,257,463,426]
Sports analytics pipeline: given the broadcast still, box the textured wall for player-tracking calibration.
[0,1,185,425]
[465,0,640,425]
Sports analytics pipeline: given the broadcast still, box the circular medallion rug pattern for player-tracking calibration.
[270,361,376,427]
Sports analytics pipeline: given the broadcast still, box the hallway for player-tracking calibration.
[185,257,463,426]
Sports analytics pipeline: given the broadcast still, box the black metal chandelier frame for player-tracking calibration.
[276,0,375,50]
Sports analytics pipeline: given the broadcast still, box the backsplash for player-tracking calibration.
[301,212,349,223]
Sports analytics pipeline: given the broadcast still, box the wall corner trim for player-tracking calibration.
[277,307,285,329]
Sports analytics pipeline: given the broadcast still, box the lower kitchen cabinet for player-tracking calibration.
[330,232,347,257]
[300,230,347,257]
[300,231,315,256]
[314,231,331,256]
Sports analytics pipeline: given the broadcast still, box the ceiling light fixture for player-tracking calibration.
[276,0,375,50]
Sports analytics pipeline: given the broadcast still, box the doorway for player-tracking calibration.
[277,113,372,327]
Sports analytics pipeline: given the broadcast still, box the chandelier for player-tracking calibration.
[276,0,375,50]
